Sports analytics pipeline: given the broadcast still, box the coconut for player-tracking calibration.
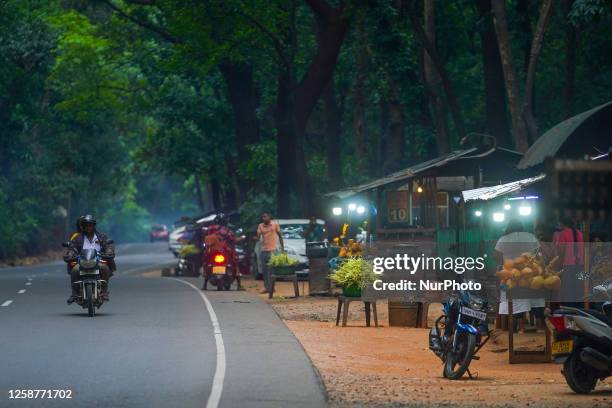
[530,276,544,289]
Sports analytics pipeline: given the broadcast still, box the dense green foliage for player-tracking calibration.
[1,0,611,259]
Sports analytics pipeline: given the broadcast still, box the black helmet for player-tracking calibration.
[81,214,97,226]
[214,212,227,225]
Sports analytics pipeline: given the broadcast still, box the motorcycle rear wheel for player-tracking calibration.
[443,331,476,379]
[563,353,597,394]
[86,284,95,317]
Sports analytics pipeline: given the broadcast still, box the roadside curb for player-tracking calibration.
[267,300,330,403]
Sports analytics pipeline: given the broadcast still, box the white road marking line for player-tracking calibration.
[27,278,32,281]
[25,282,32,286]
[18,289,26,294]
[1,300,13,307]
[171,278,225,408]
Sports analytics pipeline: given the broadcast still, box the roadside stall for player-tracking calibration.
[460,174,553,363]
[324,144,524,327]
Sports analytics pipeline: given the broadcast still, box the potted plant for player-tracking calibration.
[329,257,378,297]
[268,252,299,275]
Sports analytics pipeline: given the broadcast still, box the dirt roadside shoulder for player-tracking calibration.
[249,278,610,408]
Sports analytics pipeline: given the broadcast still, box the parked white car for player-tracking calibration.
[251,218,325,279]
[168,225,187,257]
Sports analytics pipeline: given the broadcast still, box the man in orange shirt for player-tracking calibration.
[256,212,284,293]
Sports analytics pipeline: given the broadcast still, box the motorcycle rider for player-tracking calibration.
[64,214,115,304]
[202,213,243,290]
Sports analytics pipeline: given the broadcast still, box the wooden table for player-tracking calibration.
[335,296,379,327]
[506,288,553,364]
[268,273,300,299]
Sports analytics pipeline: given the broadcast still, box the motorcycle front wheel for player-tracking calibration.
[443,331,476,379]
[85,284,95,317]
[563,353,597,394]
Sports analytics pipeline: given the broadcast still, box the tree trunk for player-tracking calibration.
[383,86,405,174]
[223,154,239,210]
[291,0,350,216]
[210,179,222,210]
[193,175,205,212]
[563,0,576,118]
[275,69,296,218]
[353,13,367,159]
[218,61,260,201]
[377,98,389,178]
[491,0,530,152]
[516,0,532,75]
[523,0,553,143]
[406,3,466,139]
[323,79,343,191]
[475,0,511,148]
[423,0,450,155]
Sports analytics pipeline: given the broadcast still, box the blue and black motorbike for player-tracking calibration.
[429,289,490,379]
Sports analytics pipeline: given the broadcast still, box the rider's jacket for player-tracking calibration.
[65,231,116,271]
[204,225,236,254]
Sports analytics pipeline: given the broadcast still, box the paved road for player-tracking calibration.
[0,243,326,408]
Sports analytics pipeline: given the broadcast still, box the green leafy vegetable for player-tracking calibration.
[329,257,378,288]
[268,252,298,267]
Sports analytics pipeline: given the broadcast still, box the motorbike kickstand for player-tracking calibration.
[466,368,477,380]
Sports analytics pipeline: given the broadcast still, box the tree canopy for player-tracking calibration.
[1,0,611,259]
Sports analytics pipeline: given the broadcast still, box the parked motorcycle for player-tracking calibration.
[62,241,114,317]
[547,280,612,394]
[429,288,490,379]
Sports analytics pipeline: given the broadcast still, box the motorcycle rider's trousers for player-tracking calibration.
[70,264,112,294]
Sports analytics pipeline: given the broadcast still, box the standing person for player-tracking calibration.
[555,216,584,308]
[256,213,284,294]
[302,216,324,243]
[533,223,558,328]
[494,219,539,332]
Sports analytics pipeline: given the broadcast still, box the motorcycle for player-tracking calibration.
[429,288,490,379]
[62,241,114,317]
[547,279,612,394]
[203,247,238,291]
[175,249,201,277]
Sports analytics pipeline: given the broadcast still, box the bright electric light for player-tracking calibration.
[519,205,532,216]
[213,254,225,264]
[356,205,366,214]
[416,186,424,193]
[493,212,505,222]
[503,203,511,211]
[474,210,482,217]
[348,203,357,211]
[332,207,342,216]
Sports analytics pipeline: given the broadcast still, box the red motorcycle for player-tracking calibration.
[202,247,238,291]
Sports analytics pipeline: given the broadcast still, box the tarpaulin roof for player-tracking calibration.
[461,174,546,202]
[518,101,612,169]
[326,147,522,199]
[325,148,478,199]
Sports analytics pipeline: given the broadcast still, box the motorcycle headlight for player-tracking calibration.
[469,296,485,310]
[80,259,97,269]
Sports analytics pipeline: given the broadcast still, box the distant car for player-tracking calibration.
[150,224,169,242]
[251,218,325,279]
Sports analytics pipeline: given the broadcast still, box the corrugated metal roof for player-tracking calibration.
[462,174,546,202]
[325,148,479,198]
[518,101,612,169]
